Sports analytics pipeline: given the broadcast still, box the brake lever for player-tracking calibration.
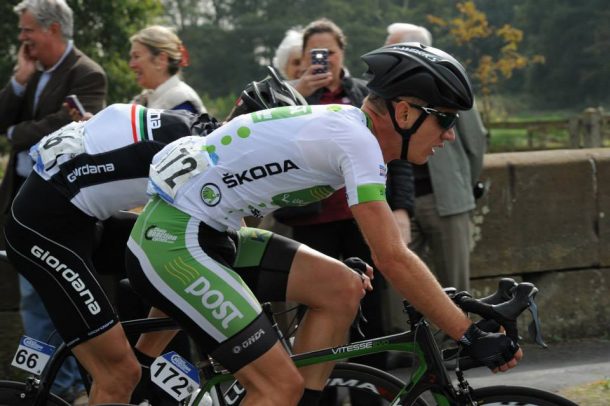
[475,278,519,335]
[526,291,548,348]
[353,304,368,338]
[479,278,517,305]
[491,282,538,341]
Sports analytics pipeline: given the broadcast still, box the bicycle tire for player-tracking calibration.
[325,362,420,404]
[470,385,577,405]
[0,380,69,406]
[220,362,424,405]
[323,368,578,406]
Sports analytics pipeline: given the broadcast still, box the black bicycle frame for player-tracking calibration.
[196,305,460,405]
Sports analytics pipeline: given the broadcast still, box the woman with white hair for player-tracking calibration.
[272,28,303,80]
[385,22,433,46]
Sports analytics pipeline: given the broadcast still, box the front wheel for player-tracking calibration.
[0,380,70,406]
[321,362,432,405]
[470,385,577,406]
[220,362,422,405]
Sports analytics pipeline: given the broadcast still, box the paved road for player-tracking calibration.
[391,338,610,398]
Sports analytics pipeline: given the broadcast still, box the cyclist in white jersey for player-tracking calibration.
[4,70,309,405]
[2,103,223,404]
[126,43,522,406]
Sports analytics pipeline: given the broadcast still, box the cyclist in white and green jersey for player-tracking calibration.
[126,43,523,406]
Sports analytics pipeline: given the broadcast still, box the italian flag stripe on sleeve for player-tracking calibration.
[357,183,387,203]
[130,104,149,142]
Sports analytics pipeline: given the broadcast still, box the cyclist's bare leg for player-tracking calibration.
[134,307,179,357]
[286,244,370,389]
[71,323,141,404]
[233,341,304,406]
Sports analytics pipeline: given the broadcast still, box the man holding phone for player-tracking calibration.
[0,0,107,223]
[0,1,106,404]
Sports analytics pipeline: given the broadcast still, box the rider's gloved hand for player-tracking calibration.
[192,113,221,136]
[342,257,373,291]
[342,257,368,277]
[458,323,520,370]
[475,318,502,333]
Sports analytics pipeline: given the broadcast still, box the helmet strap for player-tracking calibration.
[385,100,428,161]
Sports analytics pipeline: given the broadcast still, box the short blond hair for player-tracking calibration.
[130,25,187,75]
[364,93,428,115]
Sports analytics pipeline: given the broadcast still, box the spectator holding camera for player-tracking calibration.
[293,18,367,102]
[283,18,414,406]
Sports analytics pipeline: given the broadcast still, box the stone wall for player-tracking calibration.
[469,148,610,340]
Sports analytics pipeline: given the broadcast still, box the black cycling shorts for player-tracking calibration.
[4,173,119,348]
[126,205,301,373]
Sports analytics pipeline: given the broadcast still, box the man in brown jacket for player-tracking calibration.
[0,0,107,234]
[0,1,106,404]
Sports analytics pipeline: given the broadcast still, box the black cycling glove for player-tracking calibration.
[342,257,369,278]
[459,323,520,370]
[192,113,221,136]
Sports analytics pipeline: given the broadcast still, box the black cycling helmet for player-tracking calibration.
[361,42,474,160]
[227,66,307,120]
[362,42,473,110]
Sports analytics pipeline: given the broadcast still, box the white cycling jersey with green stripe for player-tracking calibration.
[148,104,388,231]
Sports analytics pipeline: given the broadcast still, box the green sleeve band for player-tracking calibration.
[357,183,387,203]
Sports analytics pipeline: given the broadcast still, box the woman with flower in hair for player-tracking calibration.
[129,25,205,113]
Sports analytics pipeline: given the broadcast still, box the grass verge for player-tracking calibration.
[559,379,610,405]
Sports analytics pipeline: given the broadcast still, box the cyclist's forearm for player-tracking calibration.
[376,248,471,340]
[353,201,472,339]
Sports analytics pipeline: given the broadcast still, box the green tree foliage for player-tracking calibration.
[163,0,443,100]
[0,0,163,105]
[4,0,606,115]
[512,0,610,108]
[71,0,164,103]
[428,1,543,121]
[0,1,21,83]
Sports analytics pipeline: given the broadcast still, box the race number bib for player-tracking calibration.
[151,351,200,401]
[33,122,86,171]
[11,336,56,375]
[149,137,210,202]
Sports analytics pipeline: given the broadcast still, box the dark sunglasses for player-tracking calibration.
[408,103,459,130]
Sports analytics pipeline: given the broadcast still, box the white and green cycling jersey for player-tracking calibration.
[148,104,387,230]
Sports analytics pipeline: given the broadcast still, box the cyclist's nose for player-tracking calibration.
[442,128,456,141]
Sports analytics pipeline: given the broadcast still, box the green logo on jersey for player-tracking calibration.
[201,183,221,206]
[271,185,335,207]
[327,104,343,112]
[251,106,312,123]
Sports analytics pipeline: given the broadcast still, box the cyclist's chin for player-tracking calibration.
[407,153,429,165]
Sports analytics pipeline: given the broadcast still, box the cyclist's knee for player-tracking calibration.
[243,367,304,405]
[326,263,365,312]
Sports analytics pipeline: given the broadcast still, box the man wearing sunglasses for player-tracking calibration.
[124,42,520,406]
[384,24,488,301]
